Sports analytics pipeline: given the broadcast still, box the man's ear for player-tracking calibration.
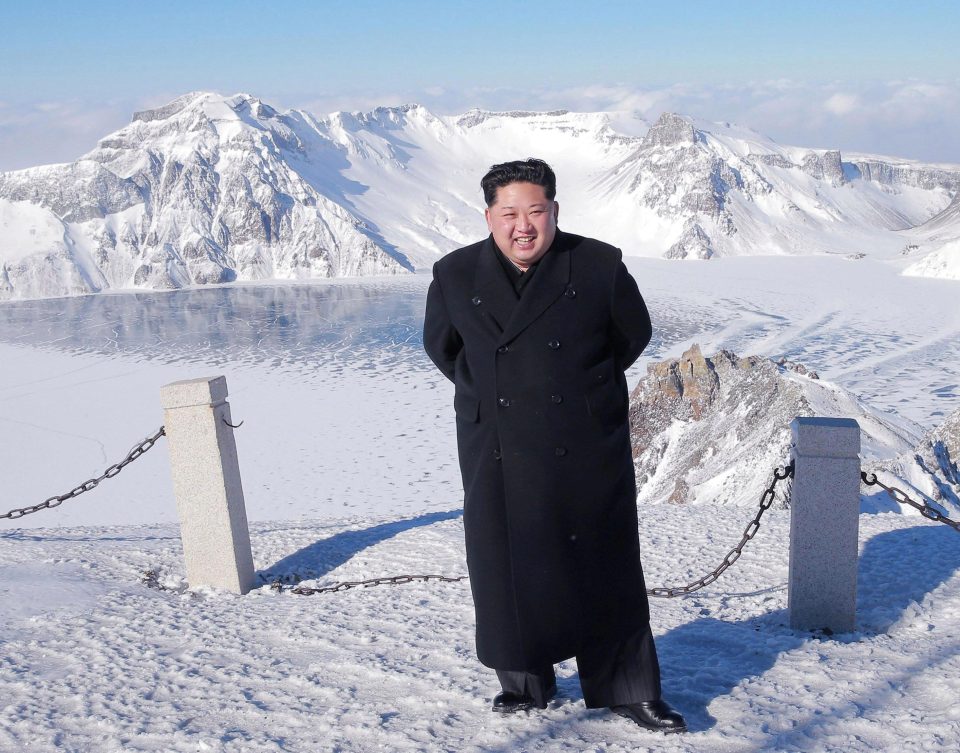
[553,201,559,223]
[484,207,493,232]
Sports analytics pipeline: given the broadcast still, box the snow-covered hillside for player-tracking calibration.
[1,92,959,300]
[628,344,925,512]
[901,193,960,280]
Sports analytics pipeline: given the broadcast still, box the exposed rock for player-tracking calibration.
[775,356,820,379]
[629,344,916,508]
[851,160,960,193]
[801,150,844,184]
[642,112,697,148]
[665,222,715,259]
[879,407,960,515]
[749,153,795,170]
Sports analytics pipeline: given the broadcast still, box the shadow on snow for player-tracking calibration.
[655,523,960,736]
[257,508,463,585]
[480,522,960,750]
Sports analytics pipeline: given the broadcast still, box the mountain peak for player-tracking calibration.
[643,112,698,147]
[132,91,212,123]
[131,92,270,125]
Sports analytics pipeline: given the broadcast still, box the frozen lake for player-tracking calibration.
[0,275,699,377]
[1,257,958,531]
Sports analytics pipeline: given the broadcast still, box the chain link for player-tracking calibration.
[277,462,794,599]
[1,427,166,521]
[861,472,960,533]
[646,461,795,598]
[273,573,467,595]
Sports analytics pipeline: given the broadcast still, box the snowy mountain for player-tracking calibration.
[1,91,959,301]
[628,344,922,510]
[0,92,408,301]
[592,114,956,260]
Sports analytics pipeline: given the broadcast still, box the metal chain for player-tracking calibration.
[861,472,960,533]
[273,573,467,595]
[276,461,794,599]
[646,461,795,598]
[1,426,166,521]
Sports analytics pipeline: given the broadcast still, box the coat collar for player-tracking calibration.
[472,231,572,345]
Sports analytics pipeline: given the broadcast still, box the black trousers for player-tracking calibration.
[495,623,662,709]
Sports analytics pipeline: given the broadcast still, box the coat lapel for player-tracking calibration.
[499,231,571,345]
[471,236,518,336]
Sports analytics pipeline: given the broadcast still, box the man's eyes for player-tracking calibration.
[500,210,543,218]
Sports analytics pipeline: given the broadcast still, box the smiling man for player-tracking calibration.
[423,158,685,734]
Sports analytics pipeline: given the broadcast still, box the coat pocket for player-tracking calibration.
[585,383,626,431]
[454,392,480,423]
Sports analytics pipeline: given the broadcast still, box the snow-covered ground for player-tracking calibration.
[2,256,959,751]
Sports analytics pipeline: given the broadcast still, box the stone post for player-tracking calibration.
[160,376,255,594]
[788,417,861,632]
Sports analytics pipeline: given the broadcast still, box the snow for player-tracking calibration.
[1,256,959,751]
[903,238,960,280]
[0,199,68,265]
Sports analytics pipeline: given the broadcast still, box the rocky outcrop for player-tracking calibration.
[877,407,960,516]
[642,112,698,148]
[664,222,715,259]
[801,150,844,184]
[629,344,917,508]
[850,160,960,193]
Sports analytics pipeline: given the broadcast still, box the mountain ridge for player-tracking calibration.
[1,91,958,301]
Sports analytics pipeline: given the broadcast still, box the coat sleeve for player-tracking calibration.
[423,264,462,383]
[610,258,652,372]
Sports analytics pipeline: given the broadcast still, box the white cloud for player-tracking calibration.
[2,80,959,171]
[824,93,860,116]
[0,98,148,171]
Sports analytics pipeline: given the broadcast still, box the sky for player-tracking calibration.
[1,0,958,170]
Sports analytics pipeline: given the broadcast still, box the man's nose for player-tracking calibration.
[516,214,533,231]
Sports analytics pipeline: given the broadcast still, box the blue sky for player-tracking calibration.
[1,0,958,168]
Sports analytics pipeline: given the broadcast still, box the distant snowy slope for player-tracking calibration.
[901,194,960,280]
[1,92,959,300]
[592,113,955,259]
[295,105,647,268]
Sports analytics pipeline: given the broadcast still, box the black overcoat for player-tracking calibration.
[423,230,653,671]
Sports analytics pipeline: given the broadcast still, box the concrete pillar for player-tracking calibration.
[788,417,861,633]
[160,376,255,594]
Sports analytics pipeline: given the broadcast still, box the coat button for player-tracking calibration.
[564,286,577,298]
[551,394,563,404]
[498,397,511,407]
[493,448,502,460]
[472,296,482,306]
[497,345,508,354]
[548,340,561,350]
[555,446,567,457]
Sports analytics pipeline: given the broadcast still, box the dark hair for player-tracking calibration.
[481,158,557,207]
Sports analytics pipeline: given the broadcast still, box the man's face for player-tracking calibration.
[485,182,559,270]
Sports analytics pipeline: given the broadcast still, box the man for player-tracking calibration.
[423,158,685,734]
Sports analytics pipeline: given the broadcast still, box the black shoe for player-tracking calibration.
[492,691,536,713]
[612,700,687,734]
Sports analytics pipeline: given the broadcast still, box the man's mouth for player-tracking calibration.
[514,236,536,247]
